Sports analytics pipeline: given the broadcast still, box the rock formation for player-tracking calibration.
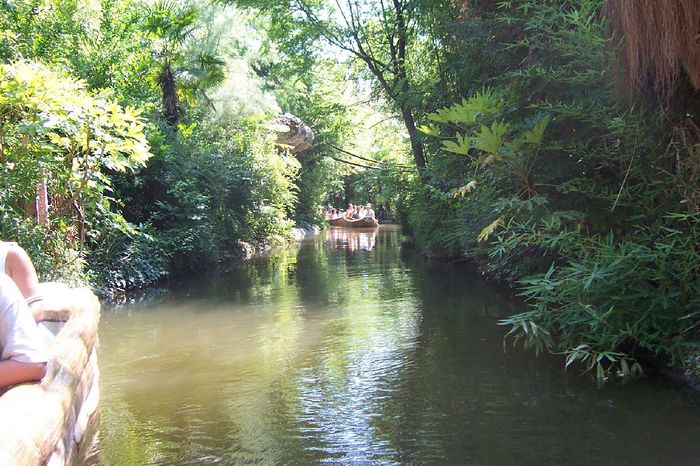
[271,113,314,154]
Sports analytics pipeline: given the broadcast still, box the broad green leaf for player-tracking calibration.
[475,121,509,154]
[441,134,472,155]
[417,123,440,136]
[523,115,550,145]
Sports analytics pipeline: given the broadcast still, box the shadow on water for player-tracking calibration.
[92,226,700,465]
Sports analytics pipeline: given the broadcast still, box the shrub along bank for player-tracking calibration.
[382,0,700,382]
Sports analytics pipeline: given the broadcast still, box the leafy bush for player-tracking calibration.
[0,60,151,284]
[500,213,700,380]
[406,0,700,380]
[138,111,299,274]
[0,207,83,284]
[0,0,344,295]
[86,224,167,297]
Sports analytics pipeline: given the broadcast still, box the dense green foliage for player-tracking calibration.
[146,115,299,272]
[277,70,352,226]
[399,0,700,380]
[241,0,698,380]
[0,0,346,295]
[0,60,151,285]
[2,0,699,380]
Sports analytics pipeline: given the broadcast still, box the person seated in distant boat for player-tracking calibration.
[365,204,376,220]
[0,274,48,389]
[345,204,355,219]
[0,242,45,323]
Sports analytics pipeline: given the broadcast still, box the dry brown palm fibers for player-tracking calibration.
[606,0,700,101]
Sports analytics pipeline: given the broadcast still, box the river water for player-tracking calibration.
[94,226,700,465]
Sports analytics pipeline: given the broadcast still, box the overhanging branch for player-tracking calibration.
[326,154,380,170]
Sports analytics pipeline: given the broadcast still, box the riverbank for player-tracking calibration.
[233,224,321,261]
[97,223,323,302]
[403,228,700,396]
[643,352,700,397]
[290,224,322,242]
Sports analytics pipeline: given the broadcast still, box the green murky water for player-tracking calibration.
[94,227,700,465]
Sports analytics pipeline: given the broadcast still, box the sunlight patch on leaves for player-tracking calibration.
[478,216,505,242]
[452,180,477,197]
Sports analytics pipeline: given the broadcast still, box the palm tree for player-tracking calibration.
[178,52,227,112]
[143,1,199,124]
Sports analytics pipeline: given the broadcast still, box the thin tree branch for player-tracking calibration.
[327,154,381,169]
[328,144,384,165]
[293,0,390,74]
[334,0,352,29]
[327,144,413,169]
[367,115,395,129]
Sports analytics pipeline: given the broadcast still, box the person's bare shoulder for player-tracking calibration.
[4,244,33,271]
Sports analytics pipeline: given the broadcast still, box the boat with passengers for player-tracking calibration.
[325,203,379,229]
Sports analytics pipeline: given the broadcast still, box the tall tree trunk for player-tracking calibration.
[36,177,48,227]
[400,105,426,170]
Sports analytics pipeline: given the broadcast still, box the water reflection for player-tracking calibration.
[93,227,700,465]
[326,227,377,252]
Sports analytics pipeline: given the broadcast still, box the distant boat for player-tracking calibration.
[330,217,379,229]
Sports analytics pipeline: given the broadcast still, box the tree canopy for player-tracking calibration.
[232,0,455,171]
